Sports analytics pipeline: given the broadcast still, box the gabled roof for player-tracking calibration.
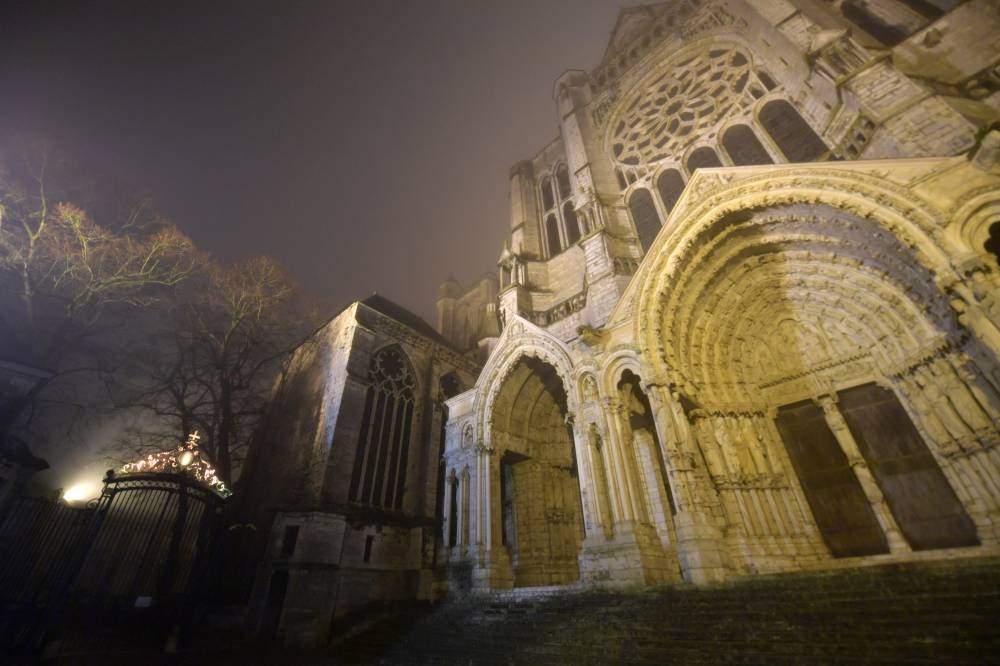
[359,293,453,347]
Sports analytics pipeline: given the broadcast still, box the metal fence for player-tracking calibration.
[0,471,227,655]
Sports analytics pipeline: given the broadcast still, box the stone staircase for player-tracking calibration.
[332,556,1000,665]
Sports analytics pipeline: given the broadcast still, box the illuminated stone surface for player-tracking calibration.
[239,0,1000,648]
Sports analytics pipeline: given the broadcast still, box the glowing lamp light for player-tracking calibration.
[63,482,99,503]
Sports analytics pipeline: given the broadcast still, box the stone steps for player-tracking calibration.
[336,555,1000,664]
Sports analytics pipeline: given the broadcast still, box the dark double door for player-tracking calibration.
[775,383,978,557]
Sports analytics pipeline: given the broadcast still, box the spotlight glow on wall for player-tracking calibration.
[63,482,99,503]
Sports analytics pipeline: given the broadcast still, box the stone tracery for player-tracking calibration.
[609,45,766,167]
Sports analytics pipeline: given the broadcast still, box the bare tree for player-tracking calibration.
[115,255,317,483]
[0,144,197,449]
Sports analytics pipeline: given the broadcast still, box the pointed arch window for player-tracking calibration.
[541,177,555,210]
[546,214,562,255]
[686,146,723,174]
[628,187,660,254]
[539,162,579,257]
[722,125,774,166]
[556,164,572,199]
[759,100,828,163]
[349,346,416,510]
[655,169,685,220]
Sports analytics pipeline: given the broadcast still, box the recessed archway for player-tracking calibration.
[490,356,584,586]
[637,192,988,560]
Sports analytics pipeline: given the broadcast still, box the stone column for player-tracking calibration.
[600,398,633,525]
[633,428,680,552]
[472,439,512,589]
[604,398,650,525]
[477,442,494,551]
[643,383,727,583]
[570,417,609,540]
[816,395,910,553]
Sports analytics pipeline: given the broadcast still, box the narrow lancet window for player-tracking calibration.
[348,346,416,510]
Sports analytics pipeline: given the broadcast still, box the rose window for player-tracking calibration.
[609,48,760,166]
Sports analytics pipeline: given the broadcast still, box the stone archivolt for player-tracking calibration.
[475,316,579,438]
[443,157,1000,589]
[658,207,951,405]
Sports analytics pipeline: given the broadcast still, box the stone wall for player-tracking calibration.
[241,297,482,646]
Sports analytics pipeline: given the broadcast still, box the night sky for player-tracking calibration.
[1,0,639,324]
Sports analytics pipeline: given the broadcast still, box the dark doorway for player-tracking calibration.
[837,384,979,550]
[259,569,289,640]
[775,400,889,557]
[448,480,459,547]
[491,357,583,586]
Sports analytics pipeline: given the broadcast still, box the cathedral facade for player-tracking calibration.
[439,0,1000,587]
[240,0,1000,646]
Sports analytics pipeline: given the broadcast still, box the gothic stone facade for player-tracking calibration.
[242,0,1000,647]
[239,297,479,645]
[440,0,1000,590]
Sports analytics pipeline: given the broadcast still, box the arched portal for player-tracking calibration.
[639,196,993,563]
[490,356,584,586]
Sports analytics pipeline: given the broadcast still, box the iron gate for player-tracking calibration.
[0,470,227,654]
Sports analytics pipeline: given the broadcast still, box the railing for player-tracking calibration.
[0,471,227,655]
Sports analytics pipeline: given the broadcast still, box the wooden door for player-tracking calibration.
[837,383,979,550]
[775,400,889,557]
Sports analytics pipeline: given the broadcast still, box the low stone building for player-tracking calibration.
[239,0,1000,646]
[238,295,480,645]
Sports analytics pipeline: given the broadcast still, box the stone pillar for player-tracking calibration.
[573,396,680,586]
[643,384,727,584]
[476,442,493,551]
[633,428,681,556]
[604,398,649,525]
[471,440,512,589]
[570,417,609,540]
[595,400,628,526]
[816,394,910,554]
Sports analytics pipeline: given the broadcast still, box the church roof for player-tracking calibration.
[359,293,453,347]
